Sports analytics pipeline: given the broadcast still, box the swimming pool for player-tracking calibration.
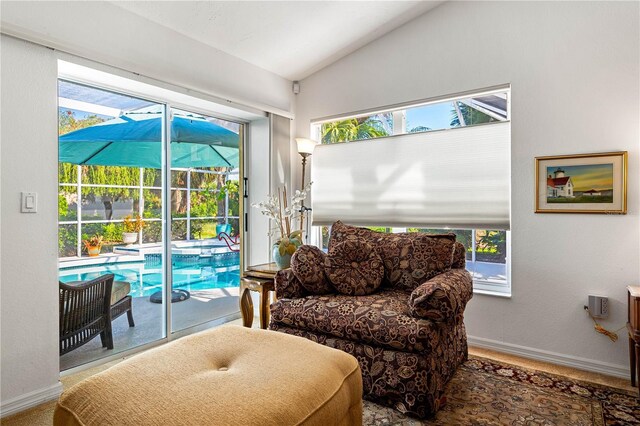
[59,252,240,298]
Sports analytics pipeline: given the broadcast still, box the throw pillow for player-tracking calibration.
[324,238,384,296]
[452,241,467,269]
[409,269,473,323]
[290,245,333,294]
[328,221,457,291]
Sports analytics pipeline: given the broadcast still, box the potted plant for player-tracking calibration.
[83,234,104,257]
[252,183,311,269]
[122,214,145,246]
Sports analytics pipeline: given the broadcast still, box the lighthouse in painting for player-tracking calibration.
[547,168,574,198]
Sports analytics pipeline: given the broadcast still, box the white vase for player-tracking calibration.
[122,232,138,246]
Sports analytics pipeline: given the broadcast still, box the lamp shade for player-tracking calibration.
[295,137,318,155]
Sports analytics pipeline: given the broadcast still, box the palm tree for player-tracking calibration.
[409,125,431,133]
[450,102,496,127]
[321,116,388,143]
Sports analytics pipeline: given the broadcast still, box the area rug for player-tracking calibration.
[363,356,639,425]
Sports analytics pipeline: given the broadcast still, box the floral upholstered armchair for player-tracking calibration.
[269,221,473,419]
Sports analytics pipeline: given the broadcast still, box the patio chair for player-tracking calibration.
[59,276,136,355]
[59,274,114,355]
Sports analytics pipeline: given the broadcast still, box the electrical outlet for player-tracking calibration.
[588,295,609,319]
[600,298,609,318]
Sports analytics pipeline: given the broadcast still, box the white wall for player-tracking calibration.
[0,36,62,411]
[295,1,639,374]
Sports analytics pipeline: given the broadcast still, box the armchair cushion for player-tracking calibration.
[270,289,444,353]
[291,245,333,294]
[328,221,457,291]
[324,239,384,296]
[408,269,473,323]
[274,269,306,299]
[111,281,131,305]
[66,279,130,306]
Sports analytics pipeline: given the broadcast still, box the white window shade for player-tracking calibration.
[311,122,511,230]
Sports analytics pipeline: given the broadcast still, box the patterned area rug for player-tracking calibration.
[363,356,639,425]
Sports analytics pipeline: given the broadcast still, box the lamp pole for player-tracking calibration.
[295,137,318,236]
[299,153,309,232]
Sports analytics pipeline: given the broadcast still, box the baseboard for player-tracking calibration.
[0,382,63,418]
[468,335,630,379]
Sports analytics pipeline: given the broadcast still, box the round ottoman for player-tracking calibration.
[54,326,363,426]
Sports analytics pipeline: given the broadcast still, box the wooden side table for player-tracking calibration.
[240,263,279,329]
[627,285,640,400]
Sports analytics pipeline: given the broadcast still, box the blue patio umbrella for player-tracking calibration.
[59,112,239,169]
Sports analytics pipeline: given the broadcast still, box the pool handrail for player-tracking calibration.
[217,232,240,252]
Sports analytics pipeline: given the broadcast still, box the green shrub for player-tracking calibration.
[58,195,68,218]
[58,225,77,257]
[367,227,389,233]
[102,223,124,242]
[142,221,162,243]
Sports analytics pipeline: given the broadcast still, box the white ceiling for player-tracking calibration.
[111,1,443,81]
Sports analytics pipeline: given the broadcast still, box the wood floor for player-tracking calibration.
[1,323,634,425]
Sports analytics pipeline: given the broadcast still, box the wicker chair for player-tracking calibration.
[59,274,114,355]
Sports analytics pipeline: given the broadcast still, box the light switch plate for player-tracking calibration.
[21,192,37,213]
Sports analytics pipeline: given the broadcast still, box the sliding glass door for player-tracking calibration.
[58,81,243,370]
[58,81,167,369]
[169,108,243,332]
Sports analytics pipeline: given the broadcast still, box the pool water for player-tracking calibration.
[59,253,240,298]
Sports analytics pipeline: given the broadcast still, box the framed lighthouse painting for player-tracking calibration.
[535,151,627,214]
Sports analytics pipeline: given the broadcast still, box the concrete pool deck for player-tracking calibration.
[59,238,238,269]
[60,287,241,371]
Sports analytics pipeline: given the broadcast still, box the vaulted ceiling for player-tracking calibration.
[111,1,443,81]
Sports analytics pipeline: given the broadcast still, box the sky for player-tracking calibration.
[548,163,614,191]
[405,102,454,131]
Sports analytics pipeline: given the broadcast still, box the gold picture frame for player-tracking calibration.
[535,151,627,214]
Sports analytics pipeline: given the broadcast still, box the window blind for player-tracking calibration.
[311,121,510,230]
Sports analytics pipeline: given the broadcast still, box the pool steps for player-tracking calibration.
[113,240,231,257]
[59,253,145,269]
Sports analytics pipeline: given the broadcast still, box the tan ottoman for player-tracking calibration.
[53,326,362,425]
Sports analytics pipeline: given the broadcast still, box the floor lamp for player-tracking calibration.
[295,137,318,236]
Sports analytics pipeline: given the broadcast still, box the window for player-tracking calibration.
[310,87,511,296]
[311,90,508,142]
